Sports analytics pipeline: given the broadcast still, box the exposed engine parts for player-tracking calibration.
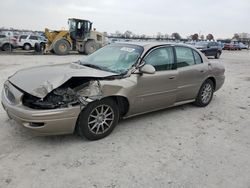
[22,80,102,109]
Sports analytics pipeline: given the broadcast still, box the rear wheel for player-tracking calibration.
[2,43,12,51]
[194,79,214,107]
[76,98,119,140]
[84,40,97,55]
[23,43,31,50]
[53,39,70,55]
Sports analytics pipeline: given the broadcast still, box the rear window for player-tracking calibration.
[29,36,38,40]
[175,46,195,68]
[193,50,203,64]
[208,42,218,47]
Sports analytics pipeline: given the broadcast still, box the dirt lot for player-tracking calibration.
[0,51,249,188]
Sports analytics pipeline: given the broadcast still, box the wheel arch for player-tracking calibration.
[23,42,31,47]
[106,96,130,117]
[206,77,216,90]
[196,76,217,98]
[2,42,12,47]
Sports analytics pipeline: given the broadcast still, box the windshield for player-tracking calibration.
[195,42,208,47]
[80,44,144,74]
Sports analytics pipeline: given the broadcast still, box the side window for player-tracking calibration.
[20,35,28,40]
[145,47,174,71]
[175,46,195,68]
[0,35,6,38]
[209,42,218,47]
[29,36,38,40]
[193,50,203,64]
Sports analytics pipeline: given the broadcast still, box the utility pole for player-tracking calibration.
[7,32,12,52]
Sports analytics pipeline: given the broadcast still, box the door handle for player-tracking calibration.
[200,70,205,73]
[169,76,175,79]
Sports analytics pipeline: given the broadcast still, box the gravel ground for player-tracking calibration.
[0,51,249,188]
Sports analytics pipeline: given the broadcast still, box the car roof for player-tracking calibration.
[113,41,195,52]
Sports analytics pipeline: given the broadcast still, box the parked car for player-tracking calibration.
[238,42,248,49]
[1,43,225,140]
[223,43,234,50]
[17,35,47,50]
[0,34,18,51]
[195,41,222,59]
[223,43,241,50]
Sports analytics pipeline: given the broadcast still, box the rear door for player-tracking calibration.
[132,46,178,114]
[175,46,208,102]
[18,35,28,46]
[29,36,38,47]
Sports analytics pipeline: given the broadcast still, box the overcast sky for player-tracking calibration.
[1,0,249,38]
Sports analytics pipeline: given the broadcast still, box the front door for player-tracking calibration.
[132,46,178,115]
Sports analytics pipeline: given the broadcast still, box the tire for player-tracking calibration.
[53,39,70,55]
[23,43,31,50]
[84,40,97,55]
[34,43,41,52]
[215,51,221,59]
[2,43,12,51]
[194,79,214,107]
[40,42,46,52]
[76,98,119,140]
[78,50,85,54]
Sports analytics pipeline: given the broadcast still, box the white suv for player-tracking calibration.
[17,35,47,50]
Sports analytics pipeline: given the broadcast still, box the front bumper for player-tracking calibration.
[1,81,81,135]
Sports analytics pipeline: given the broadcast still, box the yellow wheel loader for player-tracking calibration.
[44,18,107,55]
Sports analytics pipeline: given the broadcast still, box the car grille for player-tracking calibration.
[4,85,15,104]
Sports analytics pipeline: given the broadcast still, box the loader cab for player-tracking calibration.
[68,18,92,40]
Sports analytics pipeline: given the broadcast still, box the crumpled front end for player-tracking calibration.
[1,78,104,135]
[21,79,103,110]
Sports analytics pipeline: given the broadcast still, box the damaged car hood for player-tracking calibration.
[8,63,117,98]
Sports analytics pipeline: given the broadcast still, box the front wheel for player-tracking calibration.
[215,52,221,59]
[76,98,119,140]
[53,39,70,55]
[194,79,214,107]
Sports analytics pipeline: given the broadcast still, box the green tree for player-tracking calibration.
[192,33,199,41]
[206,34,214,41]
[233,33,240,40]
[171,32,181,40]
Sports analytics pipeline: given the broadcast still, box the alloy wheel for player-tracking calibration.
[201,83,213,104]
[88,105,114,135]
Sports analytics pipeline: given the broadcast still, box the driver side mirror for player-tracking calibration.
[139,64,156,74]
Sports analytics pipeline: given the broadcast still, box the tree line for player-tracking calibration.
[107,30,215,41]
